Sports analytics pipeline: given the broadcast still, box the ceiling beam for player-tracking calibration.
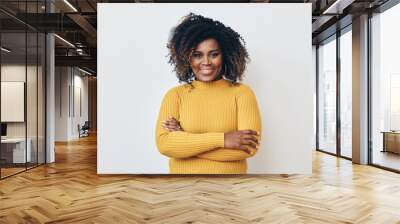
[66,14,96,35]
[55,55,96,69]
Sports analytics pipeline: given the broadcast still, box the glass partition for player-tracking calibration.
[317,36,337,154]
[26,0,43,170]
[38,32,45,165]
[0,1,46,179]
[27,31,38,169]
[0,31,28,177]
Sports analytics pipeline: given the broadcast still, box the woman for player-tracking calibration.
[155,13,262,174]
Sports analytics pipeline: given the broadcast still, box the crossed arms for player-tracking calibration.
[155,86,262,161]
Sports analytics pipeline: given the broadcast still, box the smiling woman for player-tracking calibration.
[155,13,262,174]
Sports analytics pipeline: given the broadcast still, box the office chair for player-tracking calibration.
[79,121,90,138]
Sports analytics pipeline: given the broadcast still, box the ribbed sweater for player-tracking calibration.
[155,78,262,174]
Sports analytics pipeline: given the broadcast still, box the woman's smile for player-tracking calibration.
[199,67,215,75]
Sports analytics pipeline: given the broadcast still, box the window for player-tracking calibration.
[318,37,337,154]
[371,2,400,171]
[340,28,352,158]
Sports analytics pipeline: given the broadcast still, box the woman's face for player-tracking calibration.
[190,38,223,82]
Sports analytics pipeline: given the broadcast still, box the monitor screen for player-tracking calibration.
[1,123,7,137]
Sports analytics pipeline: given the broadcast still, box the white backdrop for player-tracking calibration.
[98,3,313,174]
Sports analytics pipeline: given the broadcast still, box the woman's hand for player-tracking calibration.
[162,119,259,154]
[224,130,259,154]
[162,117,183,131]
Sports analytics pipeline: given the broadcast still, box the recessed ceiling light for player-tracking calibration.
[63,0,78,12]
[322,0,349,15]
[78,67,93,76]
[54,34,75,48]
[1,47,11,53]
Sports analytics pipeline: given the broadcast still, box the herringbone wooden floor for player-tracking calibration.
[1,134,400,224]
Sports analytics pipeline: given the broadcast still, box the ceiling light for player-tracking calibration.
[63,0,78,12]
[54,34,75,48]
[78,67,93,76]
[322,0,340,14]
[76,48,85,55]
[1,47,11,53]
[322,0,356,15]
[323,0,341,14]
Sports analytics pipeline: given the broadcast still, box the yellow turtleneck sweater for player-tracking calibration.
[155,78,262,174]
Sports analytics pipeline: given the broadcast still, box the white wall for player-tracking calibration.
[98,3,313,174]
[55,67,69,141]
[55,67,89,141]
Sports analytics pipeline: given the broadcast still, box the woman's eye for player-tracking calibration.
[192,53,202,58]
[210,52,220,58]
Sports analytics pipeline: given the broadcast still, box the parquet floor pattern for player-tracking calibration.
[1,134,400,223]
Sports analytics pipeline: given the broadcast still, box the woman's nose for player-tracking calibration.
[202,56,211,65]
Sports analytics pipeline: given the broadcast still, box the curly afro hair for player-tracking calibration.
[167,13,250,85]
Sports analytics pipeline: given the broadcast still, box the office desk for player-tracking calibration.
[1,138,32,163]
[382,131,400,154]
